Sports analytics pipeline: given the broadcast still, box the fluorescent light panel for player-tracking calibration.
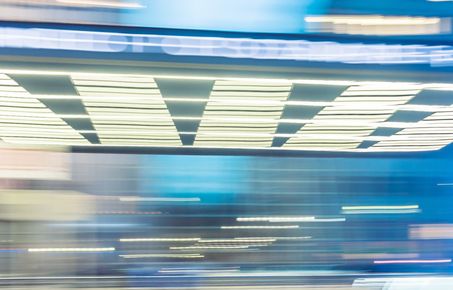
[285,84,420,150]
[72,75,181,146]
[0,70,451,152]
[195,80,292,148]
[0,74,88,144]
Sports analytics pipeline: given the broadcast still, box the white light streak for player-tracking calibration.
[342,205,419,210]
[221,225,299,229]
[374,259,451,264]
[28,247,115,252]
[119,238,200,242]
[235,236,311,241]
[198,238,276,243]
[342,205,421,214]
[120,253,204,259]
[170,245,263,250]
[236,216,345,222]
[158,268,239,273]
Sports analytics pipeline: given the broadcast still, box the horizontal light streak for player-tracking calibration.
[158,268,240,273]
[120,253,204,259]
[9,94,448,112]
[0,130,87,136]
[28,247,115,252]
[234,237,311,241]
[71,80,157,88]
[88,116,370,125]
[210,93,290,98]
[342,205,420,214]
[17,114,434,129]
[221,225,299,229]
[0,274,360,281]
[120,238,200,242]
[237,216,345,222]
[364,147,443,152]
[340,91,420,96]
[342,205,419,210]
[119,197,201,202]
[159,267,240,271]
[373,140,450,146]
[346,84,424,90]
[198,238,276,243]
[170,245,266,250]
[342,253,419,260]
[237,216,315,222]
[0,87,27,92]
[271,217,345,222]
[374,259,451,264]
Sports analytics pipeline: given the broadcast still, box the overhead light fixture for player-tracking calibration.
[0,69,452,152]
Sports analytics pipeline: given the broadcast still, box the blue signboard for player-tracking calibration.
[121,0,330,34]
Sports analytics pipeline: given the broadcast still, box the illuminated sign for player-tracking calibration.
[1,27,453,66]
